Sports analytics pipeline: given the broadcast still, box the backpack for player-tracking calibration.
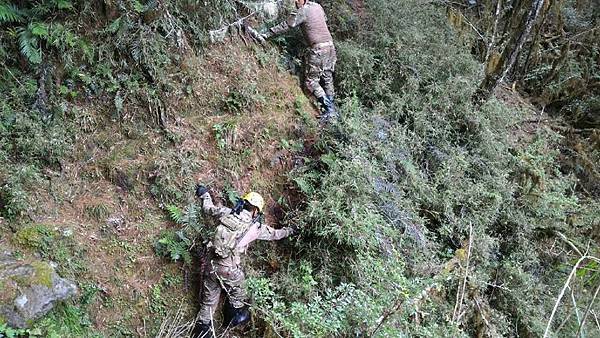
[211,213,253,258]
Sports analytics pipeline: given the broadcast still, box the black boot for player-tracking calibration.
[326,95,337,117]
[317,96,335,123]
[223,301,251,328]
[191,322,211,338]
[317,96,329,115]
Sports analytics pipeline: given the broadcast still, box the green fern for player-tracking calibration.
[184,203,199,229]
[0,2,22,23]
[29,22,48,37]
[154,230,192,264]
[166,203,200,228]
[166,204,184,224]
[17,26,42,64]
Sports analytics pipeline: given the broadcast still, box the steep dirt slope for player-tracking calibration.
[2,39,318,336]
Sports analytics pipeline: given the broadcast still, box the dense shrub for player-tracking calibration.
[246,0,599,336]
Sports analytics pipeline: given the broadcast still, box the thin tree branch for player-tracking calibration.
[554,231,583,257]
[1,61,24,88]
[570,287,583,335]
[544,256,600,338]
[453,222,473,322]
[576,283,600,337]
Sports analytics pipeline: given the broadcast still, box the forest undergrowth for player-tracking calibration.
[0,0,598,337]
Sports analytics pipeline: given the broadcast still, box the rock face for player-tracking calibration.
[0,252,77,328]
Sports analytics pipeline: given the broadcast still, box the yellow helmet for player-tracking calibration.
[242,192,265,212]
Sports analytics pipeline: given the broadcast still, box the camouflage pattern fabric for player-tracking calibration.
[197,256,247,324]
[196,193,294,325]
[305,44,336,99]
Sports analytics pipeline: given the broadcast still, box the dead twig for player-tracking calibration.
[371,297,405,336]
[554,231,584,257]
[575,283,600,337]
[544,256,600,338]
[593,310,600,330]
[453,222,473,323]
[570,287,583,334]
[1,62,24,88]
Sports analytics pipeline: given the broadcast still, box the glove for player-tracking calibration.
[261,31,273,41]
[256,34,267,44]
[195,184,208,197]
[288,225,299,236]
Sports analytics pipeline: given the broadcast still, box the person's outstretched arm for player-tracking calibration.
[196,185,231,217]
[257,223,295,241]
[264,7,307,38]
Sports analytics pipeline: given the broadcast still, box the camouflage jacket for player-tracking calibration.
[200,193,293,267]
[269,1,333,46]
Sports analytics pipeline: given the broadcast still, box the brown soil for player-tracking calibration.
[6,38,318,336]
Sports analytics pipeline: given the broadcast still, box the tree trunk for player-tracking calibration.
[518,0,552,79]
[472,0,546,104]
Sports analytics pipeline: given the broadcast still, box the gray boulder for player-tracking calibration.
[0,252,77,328]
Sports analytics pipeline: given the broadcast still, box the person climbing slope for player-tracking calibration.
[260,0,338,122]
[192,185,295,337]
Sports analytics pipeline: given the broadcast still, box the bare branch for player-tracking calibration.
[544,256,600,338]
[570,287,583,333]
[576,283,600,337]
[555,231,584,257]
[453,222,473,323]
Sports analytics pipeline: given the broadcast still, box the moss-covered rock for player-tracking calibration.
[0,252,77,328]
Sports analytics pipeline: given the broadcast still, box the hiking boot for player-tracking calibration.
[317,96,332,115]
[191,322,211,338]
[326,95,337,117]
[318,96,338,124]
[223,302,251,328]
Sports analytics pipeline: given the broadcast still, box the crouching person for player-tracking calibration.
[192,185,296,337]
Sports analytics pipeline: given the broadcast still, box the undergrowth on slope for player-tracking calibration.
[244,0,600,337]
[0,0,597,337]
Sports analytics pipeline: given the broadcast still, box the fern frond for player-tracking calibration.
[29,22,48,37]
[0,2,23,23]
[17,27,42,64]
[184,203,199,229]
[166,205,184,224]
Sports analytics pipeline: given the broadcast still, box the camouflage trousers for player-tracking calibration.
[197,259,247,325]
[305,43,337,99]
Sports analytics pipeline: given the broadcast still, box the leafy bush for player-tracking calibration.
[245,0,599,336]
[153,203,206,265]
[154,229,192,265]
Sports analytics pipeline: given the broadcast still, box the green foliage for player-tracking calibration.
[32,303,101,338]
[166,203,200,229]
[13,224,87,277]
[53,0,72,10]
[0,2,22,23]
[166,204,184,224]
[0,323,34,338]
[154,230,192,264]
[222,83,265,114]
[14,224,55,252]
[84,203,111,221]
[149,284,166,315]
[212,121,237,151]
[0,0,596,337]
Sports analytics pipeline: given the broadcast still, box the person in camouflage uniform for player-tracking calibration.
[192,185,295,337]
[261,0,337,121]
